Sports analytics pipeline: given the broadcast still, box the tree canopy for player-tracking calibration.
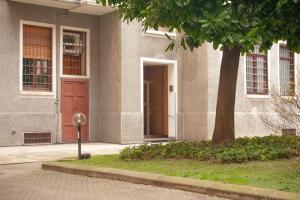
[99,0,300,53]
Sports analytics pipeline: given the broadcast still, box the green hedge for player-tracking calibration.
[120,135,300,163]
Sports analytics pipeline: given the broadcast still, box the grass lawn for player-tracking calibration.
[64,155,300,193]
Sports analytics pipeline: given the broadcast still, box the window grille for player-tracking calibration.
[246,45,268,95]
[23,25,53,91]
[279,44,295,96]
[63,30,86,76]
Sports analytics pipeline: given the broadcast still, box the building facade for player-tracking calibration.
[0,0,299,146]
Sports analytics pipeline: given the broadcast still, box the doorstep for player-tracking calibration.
[143,138,169,142]
[41,161,300,200]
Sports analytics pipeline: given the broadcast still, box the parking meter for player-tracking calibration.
[72,113,86,159]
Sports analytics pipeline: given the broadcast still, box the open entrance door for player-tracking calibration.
[143,66,169,140]
[142,59,177,142]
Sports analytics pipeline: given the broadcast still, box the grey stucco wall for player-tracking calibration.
[98,11,122,143]
[0,1,195,145]
[177,44,209,141]
[119,22,210,143]
[120,21,176,143]
[0,1,101,146]
[207,43,300,139]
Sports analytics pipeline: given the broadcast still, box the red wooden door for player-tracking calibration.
[61,79,89,142]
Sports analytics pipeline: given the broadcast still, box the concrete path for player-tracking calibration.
[0,163,229,200]
[43,162,300,200]
[0,143,132,164]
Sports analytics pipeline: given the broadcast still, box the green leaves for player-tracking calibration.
[119,135,300,163]
[237,3,245,15]
[240,19,249,28]
[96,0,300,53]
[247,27,259,37]
[276,0,288,10]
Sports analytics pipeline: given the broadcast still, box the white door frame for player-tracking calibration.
[140,57,178,140]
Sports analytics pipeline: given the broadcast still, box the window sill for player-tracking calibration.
[279,95,296,99]
[245,94,271,99]
[20,91,56,98]
[143,30,176,39]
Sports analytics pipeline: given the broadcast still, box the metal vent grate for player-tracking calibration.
[282,129,296,136]
[24,132,51,144]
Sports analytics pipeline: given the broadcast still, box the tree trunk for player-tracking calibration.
[212,46,241,146]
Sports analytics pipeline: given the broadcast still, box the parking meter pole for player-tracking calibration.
[77,125,81,160]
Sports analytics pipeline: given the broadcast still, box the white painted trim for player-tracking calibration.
[143,29,176,39]
[267,50,271,95]
[277,42,298,96]
[140,57,178,140]
[59,26,90,79]
[279,40,287,45]
[19,20,56,97]
[245,95,271,99]
[20,91,57,98]
[243,48,271,99]
[208,111,278,115]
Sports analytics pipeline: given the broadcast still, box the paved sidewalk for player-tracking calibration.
[43,161,300,200]
[0,163,228,200]
[0,142,132,164]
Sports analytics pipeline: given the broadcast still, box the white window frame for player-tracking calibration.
[277,41,298,96]
[60,26,90,79]
[19,20,56,97]
[244,48,271,99]
[143,27,176,39]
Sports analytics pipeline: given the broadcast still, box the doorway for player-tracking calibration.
[142,58,177,141]
[144,66,168,139]
[61,79,89,142]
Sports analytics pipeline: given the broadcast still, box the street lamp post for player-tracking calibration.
[77,125,82,159]
[72,113,87,160]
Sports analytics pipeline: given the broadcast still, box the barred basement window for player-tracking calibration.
[23,25,53,91]
[246,45,268,95]
[279,44,295,96]
[63,30,86,76]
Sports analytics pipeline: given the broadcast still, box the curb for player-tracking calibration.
[41,162,300,200]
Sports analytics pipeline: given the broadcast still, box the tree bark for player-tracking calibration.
[212,46,241,146]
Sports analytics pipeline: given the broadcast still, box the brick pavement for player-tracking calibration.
[0,163,229,200]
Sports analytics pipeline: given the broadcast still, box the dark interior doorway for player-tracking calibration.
[143,66,168,139]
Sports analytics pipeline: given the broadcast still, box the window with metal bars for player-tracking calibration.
[279,44,295,96]
[23,25,53,91]
[246,45,268,95]
[63,30,86,76]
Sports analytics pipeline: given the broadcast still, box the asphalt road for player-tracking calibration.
[0,162,230,200]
